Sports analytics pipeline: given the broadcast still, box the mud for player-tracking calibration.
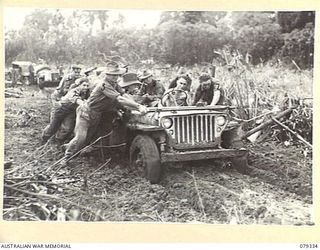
[3,86,313,224]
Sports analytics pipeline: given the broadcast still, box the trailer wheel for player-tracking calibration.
[130,135,161,184]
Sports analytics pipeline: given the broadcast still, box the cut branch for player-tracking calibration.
[4,184,105,220]
[272,117,312,149]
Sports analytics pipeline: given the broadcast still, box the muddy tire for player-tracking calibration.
[130,135,161,184]
[230,153,250,174]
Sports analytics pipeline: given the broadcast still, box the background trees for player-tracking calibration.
[4,10,315,69]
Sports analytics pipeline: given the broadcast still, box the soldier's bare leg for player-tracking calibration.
[64,114,89,159]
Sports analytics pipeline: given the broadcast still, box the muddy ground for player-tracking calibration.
[3,86,313,225]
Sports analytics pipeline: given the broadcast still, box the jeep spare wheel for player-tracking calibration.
[130,135,161,184]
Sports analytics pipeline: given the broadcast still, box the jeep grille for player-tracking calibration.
[171,114,215,144]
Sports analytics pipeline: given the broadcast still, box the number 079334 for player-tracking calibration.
[300,244,318,248]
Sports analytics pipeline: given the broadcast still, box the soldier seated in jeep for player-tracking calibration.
[138,69,165,107]
[192,73,225,106]
[161,77,191,107]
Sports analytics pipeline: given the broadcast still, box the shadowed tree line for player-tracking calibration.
[5,10,315,69]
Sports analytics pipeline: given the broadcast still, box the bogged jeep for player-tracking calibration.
[106,99,248,184]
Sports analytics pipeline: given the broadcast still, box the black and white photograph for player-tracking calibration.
[3,8,314,225]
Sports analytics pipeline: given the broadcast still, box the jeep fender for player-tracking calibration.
[127,123,167,151]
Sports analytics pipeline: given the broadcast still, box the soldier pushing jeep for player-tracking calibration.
[61,62,148,165]
[42,81,90,143]
[51,64,83,141]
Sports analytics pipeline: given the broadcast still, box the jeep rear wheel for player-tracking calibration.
[130,135,161,184]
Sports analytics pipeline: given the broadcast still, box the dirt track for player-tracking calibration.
[3,86,313,224]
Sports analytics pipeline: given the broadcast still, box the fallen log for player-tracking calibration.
[271,118,312,149]
[242,107,294,139]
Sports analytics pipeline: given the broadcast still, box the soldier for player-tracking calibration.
[51,64,82,102]
[162,77,191,107]
[42,81,90,143]
[168,67,192,91]
[192,73,224,106]
[69,66,97,90]
[138,69,165,107]
[62,62,147,164]
[51,65,83,141]
[118,72,144,103]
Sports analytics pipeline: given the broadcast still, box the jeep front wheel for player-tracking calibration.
[130,135,161,184]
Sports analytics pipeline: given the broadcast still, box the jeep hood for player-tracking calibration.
[147,105,233,112]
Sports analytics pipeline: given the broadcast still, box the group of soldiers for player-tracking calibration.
[41,62,224,165]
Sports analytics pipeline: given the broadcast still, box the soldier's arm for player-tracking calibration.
[122,93,133,100]
[70,76,88,90]
[117,95,147,114]
[101,82,147,114]
[56,75,67,90]
[210,90,221,106]
[210,81,222,106]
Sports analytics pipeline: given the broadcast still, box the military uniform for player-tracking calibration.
[64,79,124,158]
[42,86,89,142]
[51,69,82,140]
[140,79,165,106]
[192,80,224,106]
[52,72,80,102]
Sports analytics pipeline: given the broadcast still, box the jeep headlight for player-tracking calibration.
[161,117,173,129]
[216,116,226,126]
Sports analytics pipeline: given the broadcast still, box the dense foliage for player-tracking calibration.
[5,10,315,69]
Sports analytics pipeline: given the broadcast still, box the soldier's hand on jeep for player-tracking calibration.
[138,104,148,114]
[196,101,207,107]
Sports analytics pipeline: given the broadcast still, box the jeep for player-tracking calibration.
[105,97,248,184]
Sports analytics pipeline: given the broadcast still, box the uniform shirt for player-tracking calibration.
[59,87,88,111]
[140,79,165,98]
[86,79,124,113]
[192,82,215,105]
[192,81,224,105]
[55,72,80,97]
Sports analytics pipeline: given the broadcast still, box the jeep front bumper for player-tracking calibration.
[161,148,248,163]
